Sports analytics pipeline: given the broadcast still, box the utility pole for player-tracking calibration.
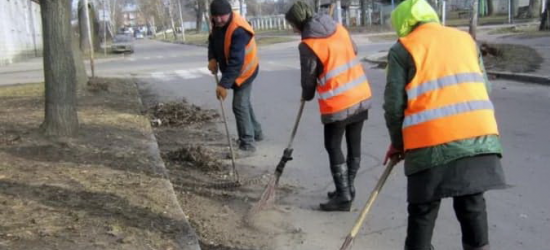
[442,0,446,25]
[239,0,244,17]
[83,0,95,77]
[178,0,186,43]
[336,0,342,23]
[103,0,107,55]
[508,0,514,23]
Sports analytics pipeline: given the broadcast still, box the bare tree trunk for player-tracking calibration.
[178,0,186,42]
[90,5,102,51]
[470,0,479,40]
[72,29,89,92]
[196,0,206,33]
[360,0,366,26]
[529,0,541,17]
[40,0,79,137]
[487,0,495,16]
[79,0,91,54]
[167,0,178,40]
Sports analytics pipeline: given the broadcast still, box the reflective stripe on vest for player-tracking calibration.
[318,58,361,86]
[224,12,259,86]
[406,72,485,100]
[302,24,372,116]
[403,100,494,128]
[399,23,499,150]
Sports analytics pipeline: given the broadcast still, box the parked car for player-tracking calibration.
[135,31,144,39]
[111,34,134,53]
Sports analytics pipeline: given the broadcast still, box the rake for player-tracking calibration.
[339,158,399,250]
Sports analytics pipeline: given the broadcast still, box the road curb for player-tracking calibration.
[486,71,550,86]
[363,53,388,68]
[132,80,202,250]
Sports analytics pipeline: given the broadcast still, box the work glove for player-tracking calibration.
[208,59,218,74]
[383,144,404,165]
[216,85,227,100]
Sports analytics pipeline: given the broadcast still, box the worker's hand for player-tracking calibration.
[208,59,218,74]
[383,144,404,165]
[216,85,227,100]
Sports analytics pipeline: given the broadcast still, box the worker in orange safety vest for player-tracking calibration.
[285,1,373,212]
[208,0,263,158]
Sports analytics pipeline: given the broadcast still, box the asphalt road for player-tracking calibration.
[1,37,549,249]
[130,38,550,250]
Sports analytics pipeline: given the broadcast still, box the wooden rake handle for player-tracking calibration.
[340,158,399,250]
[214,74,239,182]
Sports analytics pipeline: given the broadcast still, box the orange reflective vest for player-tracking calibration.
[302,25,372,117]
[399,23,499,150]
[224,12,259,86]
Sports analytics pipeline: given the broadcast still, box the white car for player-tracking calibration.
[111,34,134,53]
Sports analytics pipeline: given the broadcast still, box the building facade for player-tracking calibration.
[0,0,42,66]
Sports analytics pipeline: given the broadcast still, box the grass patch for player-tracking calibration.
[367,33,398,42]
[445,15,512,27]
[0,82,43,97]
[256,36,297,45]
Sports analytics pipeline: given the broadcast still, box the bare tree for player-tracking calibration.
[40,0,79,136]
[487,0,495,16]
[470,0,479,40]
[360,0,367,26]
[79,0,92,54]
[167,0,178,40]
[71,28,89,91]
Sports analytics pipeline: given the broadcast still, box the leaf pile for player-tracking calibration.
[150,100,219,127]
[164,145,224,172]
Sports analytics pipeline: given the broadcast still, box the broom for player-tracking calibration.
[249,100,305,213]
[339,158,399,250]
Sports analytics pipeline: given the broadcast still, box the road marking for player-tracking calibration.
[144,57,151,60]
[156,56,164,59]
[174,68,210,79]
[151,72,176,81]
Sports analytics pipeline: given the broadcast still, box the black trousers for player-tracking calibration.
[405,193,489,250]
[323,119,364,165]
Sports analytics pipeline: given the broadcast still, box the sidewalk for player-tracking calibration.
[0,78,201,249]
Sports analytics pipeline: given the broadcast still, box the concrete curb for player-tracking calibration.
[363,52,388,68]
[486,71,550,86]
[363,54,550,86]
[132,80,202,250]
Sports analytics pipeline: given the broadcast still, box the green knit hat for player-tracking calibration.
[285,1,314,31]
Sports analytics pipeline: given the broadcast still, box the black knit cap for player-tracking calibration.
[210,0,232,16]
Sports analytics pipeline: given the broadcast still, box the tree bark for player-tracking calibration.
[90,5,102,51]
[487,0,495,16]
[40,0,79,137]
[360,0,366,26]
[470,0,479,40]
[79,0,91,54]
[167,0,178,40]
[72,29,89,92]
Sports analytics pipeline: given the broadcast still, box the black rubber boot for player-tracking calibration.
[320,164,352,212]
[328,157,360,200]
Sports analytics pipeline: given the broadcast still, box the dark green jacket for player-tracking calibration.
[384,34,503,176]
